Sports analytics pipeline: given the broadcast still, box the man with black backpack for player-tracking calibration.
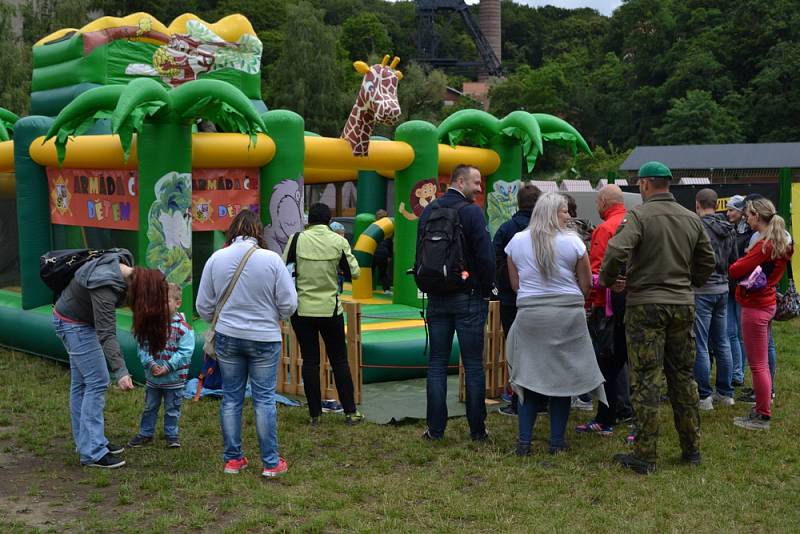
[415,164,495,442]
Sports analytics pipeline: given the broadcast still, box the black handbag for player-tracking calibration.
[587,307,615,361]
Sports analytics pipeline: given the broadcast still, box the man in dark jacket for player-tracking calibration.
[417,164,495,441]
[492,182,540,416]
[693,188,737,410]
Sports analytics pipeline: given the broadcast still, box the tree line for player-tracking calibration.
[0,0,797,180]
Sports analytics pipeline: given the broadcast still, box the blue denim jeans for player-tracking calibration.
[768,327,776,384]
[138,387,183,439]
[215,333,281,468]
[693,293,734,398]
[517,390,570,448]
[425,293,488,438]
[52,314,112,464]
[727,293,746,383]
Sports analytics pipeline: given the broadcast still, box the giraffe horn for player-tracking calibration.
[381,54,390,66]
[390,56,401,69]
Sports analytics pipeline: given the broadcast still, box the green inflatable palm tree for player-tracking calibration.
[43,78,266,291]
[0,108,19,142]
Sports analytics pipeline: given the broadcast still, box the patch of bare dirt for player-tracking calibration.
[0,446,117,531]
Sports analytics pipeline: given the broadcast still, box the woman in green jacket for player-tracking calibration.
[284,203,362,426]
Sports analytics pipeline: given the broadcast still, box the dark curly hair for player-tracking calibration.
[128,267,170,355]
[226,209,266,248]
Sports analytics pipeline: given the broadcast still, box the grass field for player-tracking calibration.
[1,321,799,533]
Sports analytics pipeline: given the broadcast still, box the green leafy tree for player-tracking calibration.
[339,12,391,61]
[653,90,744,145]
[745,41,800,142]
[265,1,349,136]
[396,62,446,123]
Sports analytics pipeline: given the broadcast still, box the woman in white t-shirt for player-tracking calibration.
[505,192,606,457]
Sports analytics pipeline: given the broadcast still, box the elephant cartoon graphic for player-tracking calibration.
[265,178,305,254]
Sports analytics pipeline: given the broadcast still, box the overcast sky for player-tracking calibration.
[464,1,623,17]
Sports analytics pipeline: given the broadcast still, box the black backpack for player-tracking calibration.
[414,200,469,295]
[39,248,118,297]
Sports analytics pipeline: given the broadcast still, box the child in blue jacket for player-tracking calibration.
[128,284,194,448]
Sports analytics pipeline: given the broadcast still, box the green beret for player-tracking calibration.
[638,161,672,179]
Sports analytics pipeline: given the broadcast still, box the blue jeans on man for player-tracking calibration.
[139,387,183,439]
[694,293,734,399]
[727,292,746,384]
[52,315,113,464]
[215,333,282,469]
[425,292,488,439]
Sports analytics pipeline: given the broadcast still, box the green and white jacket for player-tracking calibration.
[284,224,360,317]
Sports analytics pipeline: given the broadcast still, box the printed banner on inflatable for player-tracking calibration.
[191,168,260,231]
[47,168,139,230]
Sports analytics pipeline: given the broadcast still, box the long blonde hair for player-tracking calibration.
[529,192,568,279]
[748,198,790,259]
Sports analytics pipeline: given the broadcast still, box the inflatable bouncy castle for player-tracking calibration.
[0,12,593,385]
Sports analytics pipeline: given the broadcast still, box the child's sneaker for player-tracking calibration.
[624,431,636,446]
[262,457,288,478]
[576,420,614,436]
[321,399,344,413]
[501,385,513,403]
[166,437,181,448]
[107,442,125,455]
[127,435,152,448]
[224,457,249,474]
[345,411,364,425]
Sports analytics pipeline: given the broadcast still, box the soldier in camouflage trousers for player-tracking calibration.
[624,304,700,466]
[600,162,715,474]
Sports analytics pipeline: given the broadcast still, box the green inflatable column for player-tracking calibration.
[14,116,54,309]
[353,212,375,248]
[393,121,438,308]
[137,116,193,315]
[356,135,389,216]
[261,110,305,254]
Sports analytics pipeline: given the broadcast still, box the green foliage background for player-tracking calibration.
[1,0,798,180]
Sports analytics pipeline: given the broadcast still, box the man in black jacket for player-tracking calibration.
[492,182,541,416]
[417,164,495,441]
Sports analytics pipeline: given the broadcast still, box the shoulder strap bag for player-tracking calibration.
[203,246,258,358]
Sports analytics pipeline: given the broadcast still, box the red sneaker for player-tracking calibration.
[262,457,288,478]
[224,457,248,474]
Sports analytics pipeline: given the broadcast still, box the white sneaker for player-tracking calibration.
[712,392,735,406]
[571,397,593,411]
[698,396,714,411]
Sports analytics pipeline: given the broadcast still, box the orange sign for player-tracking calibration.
[190,168,260,231]
[47,168,139,230]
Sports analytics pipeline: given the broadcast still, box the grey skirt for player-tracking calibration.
[507,293,607,405]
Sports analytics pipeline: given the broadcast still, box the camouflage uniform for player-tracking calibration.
[601,191,715,465]
[625,304,700,463]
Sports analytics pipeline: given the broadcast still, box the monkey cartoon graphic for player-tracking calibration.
[399,179,437,221]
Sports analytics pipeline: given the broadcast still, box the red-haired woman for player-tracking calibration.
[729,198,793,430]
[53,250,171,468]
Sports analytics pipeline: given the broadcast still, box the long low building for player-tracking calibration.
[620,143,800,183]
